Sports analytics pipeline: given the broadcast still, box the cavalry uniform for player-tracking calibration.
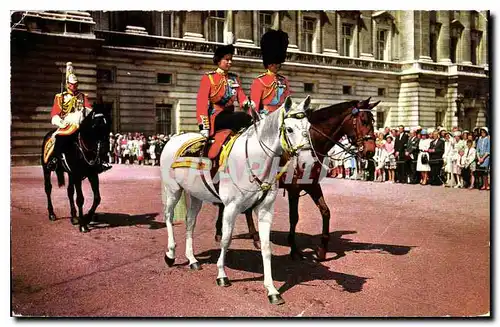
[196,44,253,137]
[250,70,290,116]
[250,29,290,117]
[44,62,111,172]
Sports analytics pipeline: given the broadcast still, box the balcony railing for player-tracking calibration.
[93,30,490,77]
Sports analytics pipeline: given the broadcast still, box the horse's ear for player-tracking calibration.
[302,95,311,111]
[284,96,293,113]
[365,97,372,104]
[369,100,381,109]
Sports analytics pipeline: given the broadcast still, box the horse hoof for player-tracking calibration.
[79,225,90,233]
[290,251,306,261]
[216,277,231,287]
[253,240,261,250]
[49,214,56,221]
[215,235,222,243]
[189,262,202,270]
[314,247,327,262]
[70,217,79,225]
[164,254,175,267]
[268,294,285,305]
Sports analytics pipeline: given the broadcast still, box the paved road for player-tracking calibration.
[11,165,490,317]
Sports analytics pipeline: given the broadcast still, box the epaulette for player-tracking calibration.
[257,72,267,78]
[205,71,216,75]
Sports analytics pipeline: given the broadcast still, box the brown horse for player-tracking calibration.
[215,97,379,261]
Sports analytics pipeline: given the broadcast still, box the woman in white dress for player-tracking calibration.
[443,132,456,187]
[374,140,387,182]
[463,139,477,189]
[416,129,431,185]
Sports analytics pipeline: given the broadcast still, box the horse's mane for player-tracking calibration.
[308,100,359,124]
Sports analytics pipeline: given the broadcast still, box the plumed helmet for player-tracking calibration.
[260,29,289,68]
[65,62,78,84]
[213,44,235,65]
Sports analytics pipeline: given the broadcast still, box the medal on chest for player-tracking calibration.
[226,78,238,96]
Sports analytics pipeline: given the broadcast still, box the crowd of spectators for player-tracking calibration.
[107,132,171,166]
[327,125,490,191]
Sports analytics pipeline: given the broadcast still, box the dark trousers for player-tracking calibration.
[214,110,253,133]
[396,157,406,183]
[408,159,418,183]
[429,160,443,185]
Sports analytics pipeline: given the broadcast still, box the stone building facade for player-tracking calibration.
[10,10,489,165]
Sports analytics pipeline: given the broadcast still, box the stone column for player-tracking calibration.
[399,11,415,61]
[479,11,488,66]
[322,11,337,55]
[281,11,298,51]
[233,11,253,45]
[359,10,373,59]
[447,81,459,128]
[419,11,432,61]
[437,11,451,63]
[183,11,204,40]
[460,11,472,64]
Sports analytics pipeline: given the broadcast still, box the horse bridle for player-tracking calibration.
[77,112,106,166]
[239,109,310,194]
[308,105,375,168]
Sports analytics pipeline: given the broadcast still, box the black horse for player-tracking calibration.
[41,107,110,233]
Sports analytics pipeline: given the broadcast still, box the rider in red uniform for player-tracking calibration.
[250,29,290,117]
[46,62,111,172]
[196,44,254,138]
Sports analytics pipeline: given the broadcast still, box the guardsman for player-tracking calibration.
[250,29,290,117]
[45,62,111,172]
[196,43,254,138]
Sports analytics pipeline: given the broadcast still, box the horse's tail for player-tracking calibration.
[55,166,65,187]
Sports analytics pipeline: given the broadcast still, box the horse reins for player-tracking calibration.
[308,107,375,167]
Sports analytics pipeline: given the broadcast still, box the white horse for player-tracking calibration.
[160,96,313,305]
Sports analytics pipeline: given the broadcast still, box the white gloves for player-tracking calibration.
[51,115,68,129]
[200,129,209,138]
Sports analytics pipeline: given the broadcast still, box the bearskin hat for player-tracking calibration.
[261,29,289,68]
[213,44,235,65]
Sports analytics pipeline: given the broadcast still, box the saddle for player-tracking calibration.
[172,129,241,175]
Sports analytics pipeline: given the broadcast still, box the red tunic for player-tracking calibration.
[51,91,92,119]
[196,69,249,135]
[250,70,291,115]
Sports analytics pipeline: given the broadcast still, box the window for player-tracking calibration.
[343,85,353,95]
[97,68,114,83]
[161,12,173,37]
[376,111,385,129]
[157,73,172,84]
[471,30,481,65]
[429,28,438,62]
[378,88,386,96]
[435,111,443,127]
[302,17,315,53]
[435,88,445,97]
[304,83,315,93]
[208,11,225,43]
[376,29,387,60]
[341,24,353,56]
[259,11,273,41]
[429,12,438,62]
[450,36,458,63]
[155,104,173,135]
